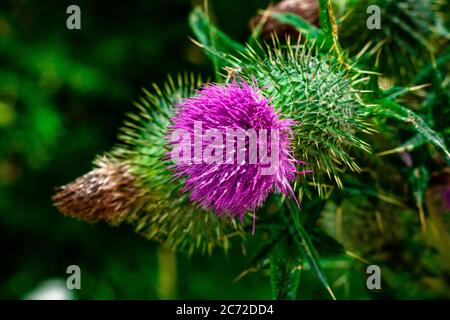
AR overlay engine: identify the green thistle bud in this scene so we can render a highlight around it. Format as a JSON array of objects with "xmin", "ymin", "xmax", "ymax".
[{"xmin": 233, "ymin": 40, "xmax": 372, "ymax": 194}]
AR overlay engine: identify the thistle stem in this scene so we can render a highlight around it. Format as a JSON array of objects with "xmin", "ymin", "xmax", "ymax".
[{"xmin": 269, "ymin": 238, "xmax": 301, "ymax": 300}]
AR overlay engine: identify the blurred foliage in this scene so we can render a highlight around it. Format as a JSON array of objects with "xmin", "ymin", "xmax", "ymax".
[{"xmin": 1, "ymin": 0, "xmax": 449, "ymax": 300}]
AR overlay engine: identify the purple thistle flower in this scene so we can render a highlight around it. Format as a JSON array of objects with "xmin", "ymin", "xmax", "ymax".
[{"xmin": 167, "ymin": 80, "xmax": 308, "ymax": 232}]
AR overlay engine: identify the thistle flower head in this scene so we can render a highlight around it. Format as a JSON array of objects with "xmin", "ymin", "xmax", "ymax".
[{"xmin": 167, "ymin": 80, "xmax": 300, "ymax": 221}]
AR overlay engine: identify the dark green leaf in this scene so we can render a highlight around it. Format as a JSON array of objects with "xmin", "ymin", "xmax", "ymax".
[
  {"xmin": 269, "ymin": 238, "xmax": 301, "ymax": 300},
  {"xmin": 309, "ymin": 228, "xmax": 345, "ymax": 255},
  {"xmin": 288, "ymin": 200, "xmax": 336, "ymax": 300},
  {"xmin": 188, "ymin": 7, "xmax": 245, "ymax": 78}
]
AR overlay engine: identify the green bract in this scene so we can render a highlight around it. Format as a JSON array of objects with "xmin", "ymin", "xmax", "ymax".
[{"xmin": 115, "ymin": 74, "xmax": 245, "ymax": 254}]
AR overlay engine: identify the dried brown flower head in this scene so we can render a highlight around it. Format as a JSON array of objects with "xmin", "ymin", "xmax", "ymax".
[{"xmin": 53, "ymin": 157, "xmax": 147, "ymax": 225}]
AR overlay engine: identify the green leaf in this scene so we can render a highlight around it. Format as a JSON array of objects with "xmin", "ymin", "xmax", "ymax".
[
  {"xmin": 376, "ymin": 133, "xmax": 427, "ymax": 157},
  {"xmin": 288, "ymin": 200, "xmax": 336, "ymax": 300},
  {"xmin": 374, "ymin": 99, "xmax": 450, "ymax": 161},
  {"xmin": 246, "ymin": 232, "xmax": 286, "ymax": 271},
  {"xmin": 269, "ymin": 238, "xmax": 301, "ymax": 300},
  {"xmin": 309, "ymin": 228, "xmax": 345, "ymax": 255},
  {"xmin": 188, "ymin": 7, "xmax": 245, "ymax": 79},
  {"xmin": 381, "ymin": 84, "xmax": 431, "ymax": 100},
  {"xmin": 413, "ymin": 47, "xmax": 450, "ymax": 84},
  {"xmin": 270, "ymin": 12, "xmax": 325, "ymax": 42},
  {"xmin": 234, "ymin": 232, "xmax": 287, "ymax": 283},
  {"xmin": 189, "ymin": 7, "xmax": 245, "ymax": 53}
]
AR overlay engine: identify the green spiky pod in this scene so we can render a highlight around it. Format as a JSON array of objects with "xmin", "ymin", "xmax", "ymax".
[
  {"xmin": 338, "ymin": 0, "xmax": 445, "ymax": 84},
  {"xmin": 229, "ymin": 40, "xmax": 373, "ymax": 194},
  {"xmin": 54, "ymin": 74, "xmax": 245, "ymax": 255}
]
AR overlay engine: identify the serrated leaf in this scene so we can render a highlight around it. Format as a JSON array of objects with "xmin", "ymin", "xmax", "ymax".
[
  {"xmin": 234, "ymin": 234, "xmax": 284, "ymax": 283},
  {"xmin": 243, "ymin": 232, "xmax": 287, "ymax": 273},
  {"xmin": 309, "ymin": 227, "xmax": 345, "ymax": 255}
]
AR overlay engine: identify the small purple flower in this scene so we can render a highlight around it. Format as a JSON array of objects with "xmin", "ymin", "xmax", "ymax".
[
  {"xmin": 167, "ymin": 80, "xmax": 307, "ymax": 231},
  {"xmin": 400, "ymin": 152, "xmax": 413, "ymax": 168}
]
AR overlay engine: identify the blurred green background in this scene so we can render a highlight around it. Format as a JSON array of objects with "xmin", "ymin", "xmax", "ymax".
[{"xmin": 0, "ymin": 0, "xmax": 419, "ymax": 300}]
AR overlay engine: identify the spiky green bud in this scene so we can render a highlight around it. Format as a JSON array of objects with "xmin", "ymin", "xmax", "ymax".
[{"xmin": 231, "ymin": 40, "xmax": 372, "ymax": 194}]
